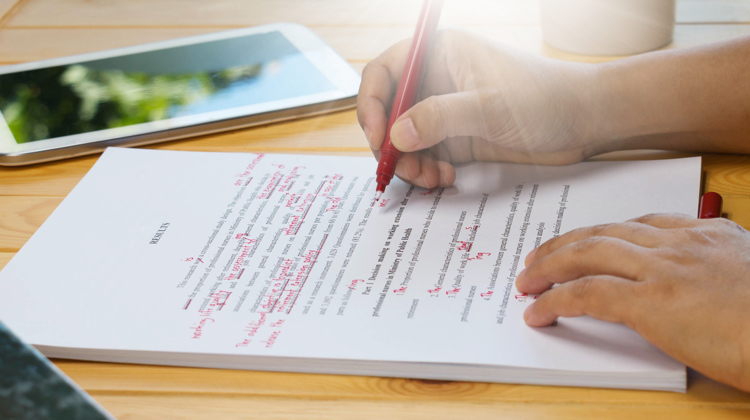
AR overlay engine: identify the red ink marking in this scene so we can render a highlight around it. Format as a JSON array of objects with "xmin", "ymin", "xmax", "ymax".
[
  {"xmin": 348, "ymin": 279, "xmax": 364, "ymax": 290},
  {"xmin": 232, "ymin": 155, "xmax": 264, "ymax": 185},
  {"xmin": 326, "ymin": 196, "xmax": 342, "ymax": 212},
  {"xmin": 183, "ymin": 299, "xmax": 193, "ymax": 310},
  {"xmin": 235, "ymin": 313, "xmax": 268, "ymax": 347},
  {"xmin": 445, "ymin": 288, "xmax": 460, "ymax": 296},
  {"xmin": 278, "ymin": 167, "xmax": 303, "ymax": 193},
  {"xmin": 289, "ymin": 181, "xmax": 327, "ymax": 236},
  {"xmin": 378, "ymin": 198, "xmax": 390, "ymax": 208},
  {"xmin": 232, "ymin": 238, "xmax": 257, "ymax": 273},
  {"xmin": 480, "ymin": 291, "xmax": 493, "ymax": 299},
  {"xmin": 269, "ymin": 319, "xmax": 285, "ymax": 328},
  {"xmin": 260, "ymin": 259, "xmax": 294, "ymax": 312},
  {"xmin": 262, "ymin": 330, "xmax": 281, "ymax": 348},
  {"xmin": 190, "ymin": 318, "xmax": 214, "ymax": 339},
  {"xmin": 277, "ymin": 234, "xmax": 328, "ymax": 314},
  {"xmin": 284, "ymin": 193, "xmax": 300, "ymax": 209},
  {"xmin": 284, "ymin": 215, "xmax": 302, "ymax": 235},
  {"xmin": 182, "ymin": 257, "xmax": 194, "ymax": 262},
  {"xmin": 210, "ymin": 291, "xmax": 232, "ymax": 311},
  {"xmin": 514, "ymin": 293, "xmax": 539, "ymax": 302},
  {"xmin": 259, "ymin": 171, "xmax": 283, "ymax": 199},
  {"xmin": 457, "ymin": 241, "xmax": 472, "ymax": 252},
  {"xmin": 393, "ymin": 286, "xmax": 407, "ymax": 295},
  {"xmin": 467, "ymin": 252, "xmax": 491, "ymax": 261},
  {"xmin": 428, "ymin": 287, "xmax": 442, "ymax": 295},
  {"xmin": 247, "ymin": 154, "xmax": 265, "ymax": 169}
]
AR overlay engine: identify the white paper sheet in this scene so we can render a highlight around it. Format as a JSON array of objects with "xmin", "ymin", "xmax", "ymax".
[{"xmin": 0, "ymin": 148, "xmax": 700, "ymax": 388}]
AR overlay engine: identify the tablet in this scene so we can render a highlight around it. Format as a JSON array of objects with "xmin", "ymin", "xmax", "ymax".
[{"xmin": 0, "ymin": 24, "xmax": 361, "ymax": 165}]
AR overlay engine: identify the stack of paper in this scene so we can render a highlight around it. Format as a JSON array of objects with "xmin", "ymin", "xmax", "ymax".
[{"xmin": 0, "ymin": 148, "xmax": 700, "ymax": 392}]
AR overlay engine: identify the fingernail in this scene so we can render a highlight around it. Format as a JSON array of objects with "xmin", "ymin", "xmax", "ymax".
[
  {"xmin": 525, "ymin": 248, "xmax": 538, "ymax": 267},
  {"xmin": 417, "ymin": 172, "xmax": 429, "ymax": 189},
  {"xmin": 390, "ymin": 118, "xmax": 420, "ymax": 151},
  {"xmin": 364, "ymin": 126, "xmax": 373, "ymax": 146},
  {"xmin": 516, "ymin": 268, "xmax": 526, "ymax": 286},
  {"xmin": 523, "ymin": 302, "xmax": 535, "ymax": 323}
]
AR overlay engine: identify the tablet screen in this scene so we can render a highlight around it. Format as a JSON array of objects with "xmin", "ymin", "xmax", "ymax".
[{"xmin": 0, "ymin": 31, "xmax": 337, "ymax": 144}]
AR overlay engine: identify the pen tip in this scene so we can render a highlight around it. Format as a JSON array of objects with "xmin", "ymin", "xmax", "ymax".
[{"xmin": 370, "ymin": 191, "xmax": 382, "ymax": 208}]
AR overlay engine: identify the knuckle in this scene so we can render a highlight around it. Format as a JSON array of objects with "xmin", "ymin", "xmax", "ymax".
[
  {"xmin": 536, "ymin": 236, "xmax": 559, "ymax": 256},
  {"xmin": 680, "ymin": 227, "xmax": 716, "ymax": 246},
  {"xmin": 361, "ymin": 60, "xmax": 376, "ymax": 77},
  {"xmin": 593, "ymin": 223, "xmax": 618, "ymax": 236},
  {"xmin": 424, "ymin": 96, "xmax": 450, "ymax": 120},
  {"xmin": 712, "ymin": 217, "xmax": 745, "ymax": 233},
  {"xmin": 475, "ymin": 88, "xmax": 498, "ymax": 110},
  {"xmin": 570, "ymin": 236, "xmax": 610, "ymax": 255},
  {"xmin": 632, "ymin": 212, "xmax": 688, "ymax": 224},
  {"xmin": 360, "ymin": 62, "xmax": 385, "ymax": 90},
  {"xmin": 652, "ymin": 246, "xmax": 683, "ymax": 263},
  {"xmin": 418, "ymin": 97, "xmax": 452, "ymax": 136},
  {"xmin": 685, "ymin": 227, "xmax": 710, "ymax": 242},
  {"xmin": 616, "ymin": 221, "xmax": 640, "ymax": 231},
  {"xmin": 638, "ymin": 275, "xmax": 679, "ymax": 304},
  {"xmin": 622, "ymin": 283, "xmax": 648, "ymax": 329},
  {"xmin": 474, "ymin": 88, "xmax": 506, "ymax": 136},
  {"xmin": 663, "ymin": 212, "xmax": 691, "ymax": 220},
  {"xmin": 570, "ymin": 277, "xmax": 599, "ymax": 301},
  {"xmin": 631, "ymin": 213, "xmax": 661, "ymax": 223},
  {"xmin": 356, "ymin": 106, "xmax": 369, "ymax": 119}
]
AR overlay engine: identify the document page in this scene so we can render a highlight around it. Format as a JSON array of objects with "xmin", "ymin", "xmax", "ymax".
[{"xmin": 0, "ymin": 148, "xmax": 699, "ymax": 376}]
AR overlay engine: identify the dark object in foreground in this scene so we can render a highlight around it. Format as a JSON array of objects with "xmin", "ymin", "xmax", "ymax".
[{"xmin": 0, "ymin": 320, "xmax": 114, "ymax": 420}]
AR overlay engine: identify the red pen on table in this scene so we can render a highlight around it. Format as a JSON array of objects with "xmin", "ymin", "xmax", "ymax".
[
  {"xmin": 699, "ymin": 192, "xmax": 723, "ymax": 219},
  {"xmin": 374, "ymin": 0, "xmax": 444, "ymax": 201}
]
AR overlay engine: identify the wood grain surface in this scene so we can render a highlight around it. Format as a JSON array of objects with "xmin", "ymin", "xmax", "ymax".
[{"xmin": 2, "ymin": 0, "xmax": 750, "ymax": 418}]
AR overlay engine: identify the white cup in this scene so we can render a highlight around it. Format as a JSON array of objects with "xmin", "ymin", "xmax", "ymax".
[{"xmin": 540, "ymin": 0, "xmax": 676, "ymax": 56}]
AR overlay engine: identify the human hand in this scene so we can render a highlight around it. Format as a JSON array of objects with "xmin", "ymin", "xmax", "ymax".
[
  {"xmin": 357, "ymin": 29, "xmax": 614, "ymax": 189},
  {"xmin": 516, "ymin": 213, "xmax": 750, "ymax": 392}
]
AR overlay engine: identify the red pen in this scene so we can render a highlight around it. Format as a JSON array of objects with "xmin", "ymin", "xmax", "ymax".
[
  {"xmin": 374, "ymin": 0, "xmax": 444, "ymax": 201},
  {"xmin": 699, "ymin": 192, "xmax": 723, "ymax": 219}
]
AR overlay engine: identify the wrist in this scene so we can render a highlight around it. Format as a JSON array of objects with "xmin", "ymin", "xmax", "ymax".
[
  {"xmin": 591, "ymin": 58, "xmax": 661, "ymax": 145},
  {"xmin": 568, "ymin": 62, "xmax": 631, "ymax": 156},
  {"xmin": 586, "ymin": 49, "xmax": 708, "ymax": 152}
]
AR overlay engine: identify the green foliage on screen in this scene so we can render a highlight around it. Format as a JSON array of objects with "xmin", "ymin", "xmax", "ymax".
[{"xmin": 0, "ymin": 63, "xmax": 261, "ymax": 143}]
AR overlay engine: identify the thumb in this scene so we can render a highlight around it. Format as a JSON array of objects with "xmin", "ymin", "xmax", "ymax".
[{"xmin": 389, "ymin": 90, "xmax": 492, "ymax": 152}]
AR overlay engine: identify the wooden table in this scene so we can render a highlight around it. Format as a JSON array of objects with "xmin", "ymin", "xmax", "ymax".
[{"xmin": 2, "ymin": 0, "xmax": 750, "ymax": 418}]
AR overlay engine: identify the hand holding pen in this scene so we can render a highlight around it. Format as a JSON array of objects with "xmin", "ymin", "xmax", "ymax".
[{"xmin": 371, "ymin": 0, "xmax": 444, "ymax": 201}]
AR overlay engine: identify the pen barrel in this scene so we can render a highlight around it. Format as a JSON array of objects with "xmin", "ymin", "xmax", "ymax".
[
  {"xmin": 375, "ymin": 147, "xmax": 402, "ymax": 189},
  {"xmin": 377, "ymin": 0, "xmax": 444, "ymax": 193},
  {"xmin": 699, "ymin": 192, "xmax": 723, "ymax": 219},
  {"xmin": 388, "ymin": 0, "xmax": 444, "ymax": 123}
]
